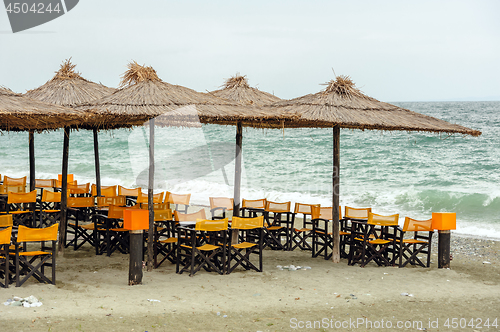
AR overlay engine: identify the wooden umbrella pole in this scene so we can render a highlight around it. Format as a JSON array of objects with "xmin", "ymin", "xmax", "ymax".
[
  {"xmin": 29, "ymin": 130, "xmax": 35, "ymax": 192},
  {"xmin": 93, "ymin": 128, "xmax": 101, "ymax": 197},
  {"xmin": 232, "ymin": 122, "xmax": 243, "ymax": 245},
  {"xmin": 332, "ymin": 125, "xmax": 340, "ymax": 263},
  {"xmin": 58, "ymin": 127, "xmax": 70, "ymax": 255},
  {"xmin": 233, "ymin": 121, "xmax": 243, "ymax": 216},
  {"xmin": 147, "ymin": 118, "xmax": 155, "ymax": 272}
]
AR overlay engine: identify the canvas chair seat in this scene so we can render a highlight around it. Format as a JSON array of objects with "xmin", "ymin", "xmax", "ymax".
[{"xmin": 227, "ymin": 216, "xmax": 264, "ymax": 274}]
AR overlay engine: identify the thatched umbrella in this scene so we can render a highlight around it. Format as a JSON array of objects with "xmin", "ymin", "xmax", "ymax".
[
  {"xmin": 24, "ymin": 59, "xmax": 116, "ymax": 254},
  {"xmin": 0, "ymin": 86, "xmax": 88, "ymax": 247},
  {"xmin": 25, "ymin": 59, "xmax": 116, "ymax": 197},
  {"xmin": 267, "ymin": 75, "xmax": 482, "ymax": 262}
]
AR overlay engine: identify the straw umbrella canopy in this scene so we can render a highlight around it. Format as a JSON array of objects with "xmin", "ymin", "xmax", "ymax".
[
  {"xmin": 0, "ymin": 86, "xmax": 86, "ymax": 132},
  {"xmin": 0, "ymin": 86, "xmax": 87, "ymax": 190},
  {"xmin": 0, "ymin": 85, "xmax": 88, "ymax": 249},
  {"xmin": 77, "ymin": 63, "xmax": 280, "ymax": 273},
  {"xmin": 266, "ymin": 75, "xmax": 482, "ymax": 262},
  {"xmin": 25, "ymin": 59, "xmax": 116, "ymax": 197}
]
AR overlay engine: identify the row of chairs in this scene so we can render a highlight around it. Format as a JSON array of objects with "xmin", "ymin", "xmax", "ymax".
[
  {"xmin": 0, "ymin": 215, "xmax": 58, "ymax": 288},
  {"xmin": 235, "ymin": 199, "xmax": 433, "ymax": 268}
]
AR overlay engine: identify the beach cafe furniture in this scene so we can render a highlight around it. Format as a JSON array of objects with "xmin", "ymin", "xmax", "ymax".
[
  {"xmin": 66, "ymin": 197, "xmax": 96, "ymax": 250},
  {"xmin": 7, "ymin": 190, "xmax": 37, "ymax": 227},
  {"xmin": 311, "ymin": 206, "xmax": 334, "ymax": 259},
  {"xmin": 263, "ymin": 200, "xmax": 294, "ymax": 251},
  {"xmin": 348, "ymin": 212, "xmax": 399, "ymax": 267},
  {"xmin": 137, "ymin": 191, "xmax": 164, "ymax": 209},
  {"xmin": 227, "ymin": 216, "xmax": 264, "ymax": 273},
  {"xmin": 4, "ymin": 176, "xmax": 27, "ymax": 191},
  {"xmin": 38, "ymin": 190, "xmax": 61, "ymax": 227},
  {"xmin": 397, "ymin": 217, "xmax": 434, "ymax": 268},
  {"xmin": 290, "ymin": 203, "xmax": 320, "ymax": 251},
  {"xmin": 14, "ymin": 224, "xmax": 58, "ymax": 287},
  {"xmin": 94, "ymin": 204, "xmax": 135, "ymax": 256},
  {"xmin": 0, "ymin": 226, "xmax": 12, "ymax": 288},
  {"xmin": 176, "ymin": 218, "xmax": 229, "ymax": 277},
  {"xmin": 341, "ymin": 206, "xmax": 372, "ymax": 258},
  {"xmin": 91, "ymin": 184, "xmax": 116, "ymax": 197},
  {"xmin": 241, "ymin": 198, "xmax": 267, "ymax": 218},
  {"xmin": 165, "ymin": 192, "xmax": 191, "ymax": 214},
  {"xmin": 118, "ymin": 186, "xmax": 141, "ymax": 206},
  {"xmin": 153, "ymin": 209, "xmax": 175, "ymax": 268},
  {"xmin": 209, "ymin": 197, "xmax": 234, "ymax": 220},
  {"xmin": 68, "ymin": 183, "xmax": 91, "ymax": 197}
]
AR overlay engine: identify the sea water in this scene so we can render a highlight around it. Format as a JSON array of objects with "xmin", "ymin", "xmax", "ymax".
[{"xmin": 1, "ymin": 101, "xmax": 498, "ymax": 238}]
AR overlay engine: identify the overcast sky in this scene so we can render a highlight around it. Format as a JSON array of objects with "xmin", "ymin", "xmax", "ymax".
[{"xmin": 1, "ymin": 0, "xmax": 499, "ymax": 102}]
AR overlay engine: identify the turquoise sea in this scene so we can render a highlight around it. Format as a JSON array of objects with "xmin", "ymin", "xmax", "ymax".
[{"xmin": 1, "ymin": 101, "xmax": 499, "ymax": 238}]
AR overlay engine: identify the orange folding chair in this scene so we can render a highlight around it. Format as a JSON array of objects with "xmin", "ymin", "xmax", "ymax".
[
  {"xmin": 14, "ymin": 224, "xmax": 58, "ymax": 287},
  {"xmin": 7, "ymin": 190, "xmax": 37, "ymax": 227},
  {"xmin": 227, "ymin": 216, "xmax": 264, "ymax": 273},
  {"xmin": 38, "ymin": 190, "xmax": 61, "ymax": 227},
  {"xmin": 348, "ymin": 212, "xmax": 399, "ymax": 267},
  {"xmin": 291, "ymin": 203, "xmax": 320, "ymax": 251},
  {"xmin": 398, "ymin": 217, "xmax": 433, "ymax": 268},
  {"xmin": 0, "ymin": 226, "xmax": 13, "ymax": 288},
  {"xmin": 176, "ymin": 218, "xmax": 228, "ymax": 276},
  {"xmin": 209, "ymin": 197, "xmax": 233, "ymax": 220}
]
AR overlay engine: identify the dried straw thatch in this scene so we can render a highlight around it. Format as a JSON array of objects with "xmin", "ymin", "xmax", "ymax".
[
  {"xmin": 0, "ymin": 86, "xmax": 88, "ymax": 132},
  {"xmin": 79, "ymin": 62, "xmax": 285, "ymax": 130},
  {"xmin": 209, "ymin": 74, "xmax": 281, "ymax": 107},
  {"xmin": 25, "ymin": 58, "xmax": 116, "ymax": 108},
  {"xmin": 268, "ymin": 75, "xmax": 481, "ymax": 136}
]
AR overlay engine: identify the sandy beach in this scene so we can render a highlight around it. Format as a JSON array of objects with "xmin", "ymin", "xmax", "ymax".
[{"xmin": 1, "ymin": 230, "xmax": 499, "ymax": 332}]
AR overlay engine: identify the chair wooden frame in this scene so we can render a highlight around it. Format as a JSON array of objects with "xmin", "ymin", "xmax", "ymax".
[
  {"xmin": 153, "ymin": 209, "xmax": 177, "ymax": 268},
  {"xmin": 14, "ymin": 224, "xmax": 58, "ymax": 287},
  {"xmin": 241, "ymin": 198, "xmax": 267, "ymax": 218},
  {"xmin": 263, "ymin": 201, "xmax": 294, "ymax": 251},
  {"xmin": 7, "ymin": 190, "xmax": 37, "ymax": 227},
  {"xmin": 176, "ymin": 218, "xmax": 228, "ymax": 276},
  {"xmin": 209, "ymin": 197, "xmax": 234, "ymax": 220},
  {"xmin": 291, "ymin": 203, "xmax": 320, "ymax": 251},
  {"xmin": 398, "ymin": 217, "xmax": 433, "ymax": 268},
  {"xmin": 66, "ymin": 197, "xmax": 96, "ymax": 251},
  {"xmin": 38, "ymin": 190, "xmax": 61, "ymax": 227},
  {"xmin": 118, "ymin": 186, "xmax": 141, "ymax": 206},
  {"xmin": 0, "ymin": 227, "xmax": 12, "ymax": 288},
  {"xmin": 348, "ymin": 212, "xmax": 399, "ymax": 267},
  {"xmin": 227, "ymin": 216, "xmax": 264, "ymax": 273},
  {"xmin": 166, "ymin": 192, "xmax": 191, "ymax": 214}
]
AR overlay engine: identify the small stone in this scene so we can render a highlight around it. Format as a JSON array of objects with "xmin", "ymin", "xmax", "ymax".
[
  {"xmin": 11, "ymin": 301, "xmax": 22, "ymax": 306},
  {"xmin": 400, "ymin": 293, "xmax": 409, "ymax": 296},
  {"xmin": 483, "ymin": 261, "xmax": 491, "ymax": 264}
]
